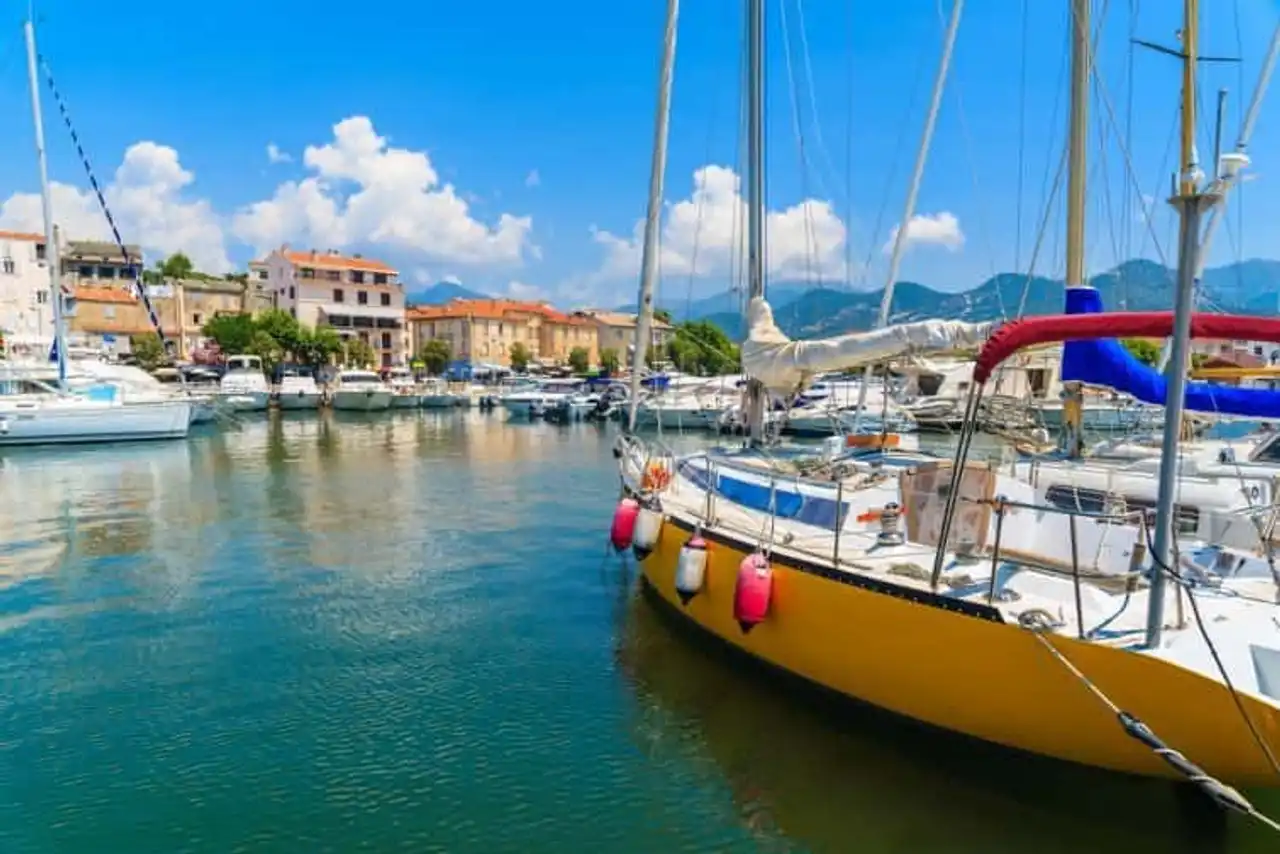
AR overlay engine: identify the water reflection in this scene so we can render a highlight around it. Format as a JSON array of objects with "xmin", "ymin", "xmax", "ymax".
[{"xmin": 616, "ymin": 585, "xmax": 1278, "ymax": 853}]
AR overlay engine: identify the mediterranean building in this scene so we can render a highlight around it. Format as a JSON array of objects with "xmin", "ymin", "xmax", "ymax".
[
  {"xmin": 406, "ymin": 299, "xmax": 598, "ymax": 369},
  {"xmin": 577, "ymin": 309, "xmax": 674, "ymax": 362},
  {"xmin": 254, "ymin": 247, "xmax": 408, "ymax": 367},
  {"xmin": 67, "ymin": 278, "xmax": 257, "ymax": 357},
  {"xmin": 62, "ymin": 239, "xmax": 145, "ymax": 284},
  {"xmin": 0, "ymin": 229, "xmax": 55, "ymax": 353}
]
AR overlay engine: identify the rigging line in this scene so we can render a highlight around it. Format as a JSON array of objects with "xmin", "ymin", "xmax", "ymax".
[
  {"xmin": 778, "ymin": 0, "xmax": 819, "ymax": 289},
  {"xmin": 730, "ymin": 1, "xmax": 749, "ymax": 315},
  {"xmin": 1092, "ymin": 72, "xmax": 1125, "ymax": 278},
  {"xmin": 1029, "ymin": 628, "xmax": 1280, "ymax": 832},
  {"xmin": 1121, "ymin": 0, "xmax": 1138, "ymax": 296},
  {"xmin": 1079, "ymin": 0, "xmax": 1171, "ymax": 272},
  {"xmin": 939, "ymin": 0, "xmax": 1000, "ymax": 308},
  {"xmin": 853, "ymin": 28, "xmax": 932, "ymax": 289},
  {"xmin": 1015, "ymin": 142, "xmax": 1067, "ymax": 318},
  {"xmin": 38, "ymin": 56, "xmax": 167, "ymax": 352},
  {"xmin": 1014, "ymin": 0, "xmax": 1029, "ymax": 274},
  {"xmin": 1231, "ymin": 0, "xmax": 1245, "ymax": 287},
  {"xmin": 794, "ymin": 0, "xmax": 842, "ymax": 209},
  {"xmin": 841, "ymin": 0, "xmax": 855, "ymax": 290},
  {"xmin": 1143, "ymin": 526, "xmax": 1280, "ymax": 784}
]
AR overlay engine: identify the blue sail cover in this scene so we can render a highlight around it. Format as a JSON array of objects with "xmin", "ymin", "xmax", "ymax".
[{"xmin": 1060, "ymin": 287, "xmax": 1280, "ymax": 417}]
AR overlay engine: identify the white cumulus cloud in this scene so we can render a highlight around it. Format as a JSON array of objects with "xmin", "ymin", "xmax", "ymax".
[
  {"xmin": 441, "ymin": 274, "xmax": 462, "ymax": 285},
  {"xmin": 881, "ymin": 211, "xmax": 964, "ymax": 254},
  {"xmin": 233, "ymin": 116, "xmax": 535, "ymax": 267},
  {"xmin": 266, "ymin": 143, "xmax": 292, "ymax": 164},
  {"xmin": 0, "ymin": 141, "xmax": 232, "ymax": 273},
  {"xmin": 591, "ymin": 165, "xmax": 847, "ymax": 284},
  {"xmin": 506, "ymin": 279, "xmax": 545, "ymax": 300}
]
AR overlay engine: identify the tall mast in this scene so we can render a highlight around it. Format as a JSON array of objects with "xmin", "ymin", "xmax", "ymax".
[
  {"xmin": 627, "ymin": 0, "xmax": 680, "ymax": 432},
  {"xmin": 850, "ymin": 0, "xmax": 964, "ymax": 433},
  {"xmin": 1059, "ymin": 0, "xmax": 1091, "ymax": 458},
  {"xmin": 1146, "ymin": 0, "xmax": 1213, "ymax": 649},
  {"xmin": 24, "ymin": 20, "xmax": 66, "ymax": 388},
  {"xmin": 744, "ymin": 0, "xmax": 767, "ymax": 444}
]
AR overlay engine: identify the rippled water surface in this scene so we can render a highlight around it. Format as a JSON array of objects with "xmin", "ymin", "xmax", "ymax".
[{"xmin": 0, "ymin": 411, "xmax": 1275, "ymax": 853}]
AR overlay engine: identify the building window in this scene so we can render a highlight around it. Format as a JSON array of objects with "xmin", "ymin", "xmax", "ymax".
[
  {"xmin": 99, "ymin": 266, "xmax": 117, "ymax": 279},
  {"xmin": 36, "ymin": 291, "xmax": 48, "ymax": 304},
  {"xmin": 380, "ymin": 292, "xmax": 391, "ymax": 307},
  {"xmin": 373, "ymin": 273, "xmax": 388, "ymax": 285},
  {"xmin": 351, "ymin": 271, "xmax": 365, "ymax": 284},
  {"xmin": 35, "ymin": 243, "xmax": 45, "ymax": 261},
  {"xmin": 78, "ymin": 265, "xmax": 94, "ymax": 278},
  {"xmin": 325, "ymin": 270, "xmax": 341, "ymax": 281},
  {"xmin": 357, "ymin": 291, "xmax": 368, "ymax": 305},
  {"xmin": 381, "ymin": 332, "xmax": 392, "ymax": 349},
  {"xmin": 333, "ymin": 288, "xmax": 345, "ymax": 303},
  {"xmin": 288, "ymin": 286, "xmax": 295, "ymax": 299},
  {"xmin": 193, "ymin": 313, "xmax": 202, "ymax": 325},
  {"xmin": 1, "ymin": 257, "xmax": 13, "ymax": 275},
  {"xmin": 256, "ymin": 270, "xmax": 268, "ymax": 280},
  {"xmin": 300, "ymin": 267, "xmax": 316, "ymax": 279},
  {"xmin": 290, "ymin": 307, "xmax": 296, "ymax": 318}
]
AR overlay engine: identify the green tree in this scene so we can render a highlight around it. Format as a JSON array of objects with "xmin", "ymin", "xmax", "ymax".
[
  {"xmin": 294, "ymin": 325, "xmax": 343, "ymax": 368},
  {"xmin": 130, "ymin": 334, "xmax": 168, "ymax": 370},
  {"xmin": 345, "ymin": 337, "xmax": 377, "ymax": 368},
  {"xmin": 246, "ymin": 330, "xmax": 283, "ymax": 371},
  {"xmin": 158, "ymin": 252, "xmax": 195, "ymax": 280},
  {"xmin": 653, "ymin": 308, "xmax": 673, "ymax": 324},
  {"xmin": 568, "ymin": 346, "xmax": 590, "ymax": 373},
  {"xmin": 666, "ymin": 320, "xmax": 740, "ymax": 374},
  {"xmin": 1122, "ymin": 338, "xmax": 1161, "ymax": 366},
  {"xmin": 509, "ymin": 341, "xmax": 532, "ymax": 372},
  {"xmin": 254, "ymin": 308, "xmax": 303, "ymax": 356},
  {"xmin": 599, "ymin": 347, "xmax": 621, "ymax": 374},
  {"xmin": 202, "ymin": 313, "xmax": 257, "ymax": 354},
  {"xmin": 418, "ymin": 339, "xmax": 452, "ymax": 375}
]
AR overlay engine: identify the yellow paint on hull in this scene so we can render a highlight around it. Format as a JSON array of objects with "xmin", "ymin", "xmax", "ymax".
[{"xmin": 643, "ymin": 516, "xmax": 1280, "ymax": 787}]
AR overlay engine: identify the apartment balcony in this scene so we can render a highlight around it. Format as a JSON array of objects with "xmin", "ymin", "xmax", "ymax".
[{"xmin": 317, "ymin": 304, "xmax": 404, "ymax": 331}]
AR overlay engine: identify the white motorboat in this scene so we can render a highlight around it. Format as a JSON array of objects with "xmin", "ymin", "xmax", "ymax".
[
  {"xmin": 500, "ymin": 378, "xmax": 581, "ymax": 420},
  {"xmin": 386, "ymin": 367, "xmax": 422, "ymax": 409},
  {"xmin": 276, "ymin": 369, "xmax": 322, "ymax": 411},
  {"xmin": 420, "ymin": 378, "xmax": 459, "ymax": 409},
  {"xmin": 331, "ymin": 369, "xmax": 393, "ymax": 412},
  {"xmin": 218, "ymin": 355, "xmax": 271, "ymax": 412}
]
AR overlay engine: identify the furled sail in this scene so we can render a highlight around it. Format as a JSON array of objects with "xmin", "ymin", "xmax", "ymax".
[
  {"xmin": 741, "ymin": 297, "xmax": 996, "ymax": 393},
  {"xmin": 1061, "ymin": 286, "xmax": 1280, "ymax": 418}
]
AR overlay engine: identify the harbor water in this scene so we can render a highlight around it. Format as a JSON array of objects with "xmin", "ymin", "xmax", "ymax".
[{"xmin": 0, "ymin": 411, "xmax": 1275, "ymax": 853}]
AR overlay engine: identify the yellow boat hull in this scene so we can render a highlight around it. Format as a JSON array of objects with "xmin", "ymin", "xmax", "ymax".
[{"xmin": 642, "ymin": 515, "xmax": 1280, "ymax": 787}]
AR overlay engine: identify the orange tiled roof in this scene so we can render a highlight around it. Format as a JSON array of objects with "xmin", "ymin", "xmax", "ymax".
[
  {"xmin": 282, "ymin": 249, "xmax": 396, "ymax": 274},
  {"xmin": 73, "ymin": 286, "xmax": 137, "ymax": 304},
  {"xmin": 406, "ymin": 298, "xmax": 593, "ymax": 325},
  {"xmin": 0, "ymin": 230, "xmax": 44, "ymax": 243}
]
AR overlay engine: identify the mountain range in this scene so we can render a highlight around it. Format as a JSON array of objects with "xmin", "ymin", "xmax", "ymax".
[
  {"xmin": 668, "ymin": 259, "xmax": 1280, "ymax": 340},
  {"xmin": 405, "ymin": 258, "xmax": 1280, "ymax": 340}
]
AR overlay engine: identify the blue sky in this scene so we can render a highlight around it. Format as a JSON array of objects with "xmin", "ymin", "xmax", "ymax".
[{"xmin": 0, "ymin": 0, "xmax": 1278, "ymax": 308}]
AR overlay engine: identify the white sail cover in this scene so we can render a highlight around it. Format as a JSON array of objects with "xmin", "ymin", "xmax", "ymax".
[{"xmin": 740, "ymin": 297, "xmax": 996, "ymax": 393}]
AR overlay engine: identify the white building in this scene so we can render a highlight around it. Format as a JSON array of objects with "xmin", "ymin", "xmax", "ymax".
[
  {"xmin": 0, "ymin": 230, "xmax": 54, "ymax": 355},
  {"xmin": 255, "ymin": 247, "xmax": 408, "ymax": 367}
]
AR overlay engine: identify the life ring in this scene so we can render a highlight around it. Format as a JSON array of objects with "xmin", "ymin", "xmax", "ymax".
[{"xmin": 642, "ymin": 462, "xmax": 672, "ymax": 491}]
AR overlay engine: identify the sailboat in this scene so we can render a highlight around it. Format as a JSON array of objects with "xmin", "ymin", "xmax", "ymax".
[
  {"xmin": 0, "ymin": 19, "xmax": 191, "ymax": 446},
  {"xmin": 614, "ymin": 0, "xmax": 1280, "ymax": 799}
]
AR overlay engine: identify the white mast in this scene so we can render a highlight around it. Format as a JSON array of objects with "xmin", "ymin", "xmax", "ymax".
[
  {"xmin": 744, "ymin": 0, "xmax": 767, "ymax": 444},
  {"xmin": 24, "ymin": 19, "xmax": 67, "ymax": 388},
  {"xmin": 627, "ymin": 0, "xmax": 681, "ymax": 432},
  {"xmin": 850, "ymin": 0, "xmax": 964, "ymax": 433}
]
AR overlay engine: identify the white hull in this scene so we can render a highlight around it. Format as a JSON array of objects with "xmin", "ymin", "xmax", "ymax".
[
  {"xmin": 218, "ymin": 390, "xmax": 271, "ymax": 412},
  {"xmin": 0, "ymin": 398, "xmax": 191, "ymax": 446},
  {"xmin": 332, "ymin": 390, "xmax": 392, "ymax": 412},
  {"xmin": 277, "ymin": 391, "xmax": 323, "ymax": 411},
  {"xmin": 635, "ymin": 406, "xmax": 719, "ymax": 430},
  {"xmin": 391, "ymin": 393, "xmax": 422, "ymax": 409}
]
